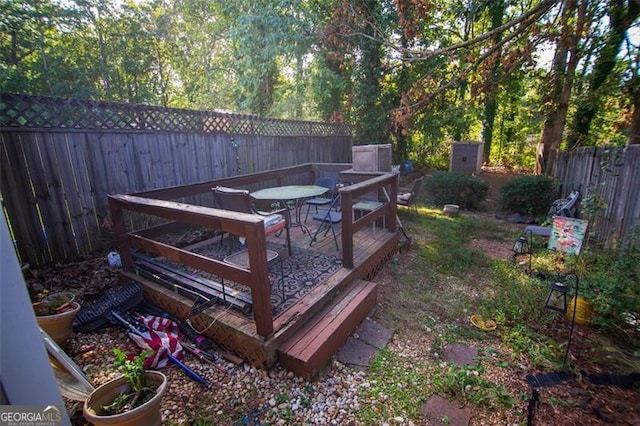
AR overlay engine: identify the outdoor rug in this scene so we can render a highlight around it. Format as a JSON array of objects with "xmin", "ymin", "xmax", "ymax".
[{"xmin": 162, "ymin": 237, "xmax": 342, "ymax": 317}]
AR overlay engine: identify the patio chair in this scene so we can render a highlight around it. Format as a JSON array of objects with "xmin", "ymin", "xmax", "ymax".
[
  {"xmin": 521, "ymin": 190, "xmax": 581, "ymax": 240},
  {"xmin": 309, "ymin": 194, "xmax": 342, "ymax": 251},
  {"xmin": 304, "ymin": 177, "xmax": 338, "ymax": 223},
  {"xmin": 397, "ymin": 176, "xmax": 424, "ymax": 213},
  {"xmin": 213, "ymin": 186, "xmax": 292, "ymax": 256}
]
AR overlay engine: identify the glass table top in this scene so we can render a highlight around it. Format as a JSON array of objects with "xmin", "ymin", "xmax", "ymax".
[{"xmin": 251, "ymin": 185, "xmax": 328, "ymax": 201}]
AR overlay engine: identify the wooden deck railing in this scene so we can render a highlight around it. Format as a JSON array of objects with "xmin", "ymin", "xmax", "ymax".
[
  {"xmin": 108, "ymin": 194, "xmax": 277, "ymax": 337},
  {"xmin": 108, "ymin": 164, "xmax": 398, "ymax": 338},
  {"xmin": 339, "ymin": 174, "xmax": 398, "ymax": 268}
]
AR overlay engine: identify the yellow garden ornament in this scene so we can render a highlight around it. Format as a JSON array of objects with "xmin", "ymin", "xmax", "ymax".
[{"xmin": 470, "ymin": 315, "xmax": 497, "ymax": 331}]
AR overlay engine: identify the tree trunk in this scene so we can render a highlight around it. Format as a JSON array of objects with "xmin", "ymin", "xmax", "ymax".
[
  {"xmin": 628, "ymin": 84, "xmax": 640, "ymax": 145},
  {"xmin": 353, "ymin": 0, "xmax": 386, "ymax": 145},
  {"xmin": 537, "ymin": 0, "xmax": 584, "ymax": 175},
  {"xmin": 481, "ymin": 0, "xmax": 505, "ymax": 165},
  {"xmin": 482, "ymin": 98, "xmax": 497, "ymax": 163},
  {"xmin": 567, "ymin": 0, "xmax": 640, "ymax": 149}
]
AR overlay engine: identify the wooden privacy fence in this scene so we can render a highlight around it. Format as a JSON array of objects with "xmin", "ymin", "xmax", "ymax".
[
  {"xmin": 554, "ymin": 145, "xmax": 640, "ymax": 249},
  {"xmin": 0, "ymin": 94, "xmax": 352, "ymax": 267}
]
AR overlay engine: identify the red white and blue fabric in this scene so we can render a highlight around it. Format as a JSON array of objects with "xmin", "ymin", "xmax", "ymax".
[{"xmin": 128, "ymin": 315, "xmax": 183, "ymax": 369}]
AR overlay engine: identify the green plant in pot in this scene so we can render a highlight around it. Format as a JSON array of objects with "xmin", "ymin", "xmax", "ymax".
[
  {"xmin": 83, "ymin": 348, "xmax": 168, "ymax": 426},
  {"xmin": 32, "ymin": 291, "xmax": 80, "ymax": 345}
]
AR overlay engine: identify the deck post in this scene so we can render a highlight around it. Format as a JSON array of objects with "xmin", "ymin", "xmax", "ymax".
[
  {"xmin": 108, "ymin": 196, "xmax": 133, "ymax": 270},
  {"xmin": 389, "ymin": 174, "xmax": 398, "ymax": 232},
  {"xmin": 341, "ymin": 190, "xmax": 354, "ymax": 268},
  {"xmin": 246, "ymin": 224, "xmax": 274, "ymax": 337}
]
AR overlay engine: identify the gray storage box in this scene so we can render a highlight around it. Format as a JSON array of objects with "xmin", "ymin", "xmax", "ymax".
[
  {"xmin": 450, "ymin": 141, "xmax": 484, "ymax": 175},
  {"xmin": 352, "ymin": 144, "xmax": 392, "ymax": 172}
]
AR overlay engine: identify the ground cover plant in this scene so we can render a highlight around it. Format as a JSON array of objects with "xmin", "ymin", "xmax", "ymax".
[{"xmin": 363, "ymin": 174, "xmax": 640, "ymax": 424}]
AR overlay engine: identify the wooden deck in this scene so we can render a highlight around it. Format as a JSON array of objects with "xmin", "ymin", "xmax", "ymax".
[
  {"xmin": 125, "ymin": 216, "xmax": 399, "ymax": 376},
  {"xmin": 278, "ymin": 278, "xmax": 378, "ymax": 381},
  {"xmin": 111, "ymin": 164, "xmax": 401, "ymax": 379}
]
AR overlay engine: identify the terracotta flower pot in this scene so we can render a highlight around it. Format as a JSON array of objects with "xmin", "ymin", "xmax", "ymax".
[
  {"xmin": 83, "ymin": 371, "xmax": 167, "ymax": 426},
  {"xmin": 35, "ymin": 301, "xmax": 80, "ymax": 345}
]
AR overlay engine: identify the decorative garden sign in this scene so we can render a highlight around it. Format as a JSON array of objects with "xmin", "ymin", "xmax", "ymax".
[{"xmin": 547, "ymin": 217, "xmax": 589, "ymax": 255}]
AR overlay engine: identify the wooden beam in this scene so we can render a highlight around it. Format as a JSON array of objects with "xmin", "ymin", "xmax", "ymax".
[
  {"xmin": 130, "ymin": 164, "xmax": 315, "ymax": 200},
  {"xmin": 341, "ymin": 190, "xmax": 354, "ymax": 268},
  {"xmin": 108, "ymin": 196, "xmax": 132, "ymax": 270},
  {"xmin": 108, "ymin": 194, "xmax": 259, "ymax": 235},
  {"xmin": 127, "ymin": 233, "xmax": 251, "ymax": 284},
  {"xmin": 245, "ymin": 225, "xmax": 274, "ymax": 337}
]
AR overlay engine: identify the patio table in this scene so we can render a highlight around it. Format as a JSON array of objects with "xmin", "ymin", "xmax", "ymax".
[{"xmin": 251, "ymin": 185, "xmax": 329, "ymax": 236}]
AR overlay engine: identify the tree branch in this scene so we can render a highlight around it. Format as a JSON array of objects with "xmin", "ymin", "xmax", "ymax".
[
  {"xmin": 392, "ymin": 9, "xmax": 548, "ymax": 117},
  {"xmin": 340, "ymin": 0, "xmax": 559, "ymax": 62}
]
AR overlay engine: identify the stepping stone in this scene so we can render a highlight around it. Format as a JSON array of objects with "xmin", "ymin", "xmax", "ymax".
[
  {"xmin": 421, "ymin": 394, "xmax": 471, "ymax": 426},
  {"xmin": 336, "ymin": 336, "xmax": 379, "ymax": 367},
  {"xmin": 505, "ymin": 212, "xmax": 524, "ymax": 223},
  {"xmin": 355, "ymin": 318, "xmax": 393, "ymax": 349},
  {"xmin": 336, "ymin": 319, "xmax": 393, "ymax": 368},
  {"xmin": 442, "ymin": 343, "xmax": 478, "ymax": 366}
]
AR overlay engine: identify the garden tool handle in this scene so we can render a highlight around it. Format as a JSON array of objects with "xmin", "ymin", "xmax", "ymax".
[
  {"xmin": 110, "ymin": 311, "xmax": 211, "ymax": 389},
  {"xmin": 166, "ymin": 353, "xmax": 211, "ymax": 388}
]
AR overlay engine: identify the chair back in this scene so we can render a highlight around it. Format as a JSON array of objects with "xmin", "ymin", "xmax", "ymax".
[
  {"xmin": 411, "ymin": 176, "xmax": 424, "ymax": 196},
  {"xmin": 315, "ymin": 177, "xmax": 337, "ymax": 196},
  {"xmin": 558, "ymin": 190, "xmax": 580, "ymax": 217},
  {"xmin": 399, "ymin": 176, "xmax": 424, "ymax": 205},
  {"xmin": 547, "ymin": 190, "xmax": 580, "ymax": 218},
  {"xmin": 213, "ymin": 187, "xmax": 253, "ymax": 214}
]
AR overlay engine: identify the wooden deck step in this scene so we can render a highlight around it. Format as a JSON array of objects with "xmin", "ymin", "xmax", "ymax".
[{"xmin": 277, "ymin": 279, "xmax": 378, "ymax": 381}]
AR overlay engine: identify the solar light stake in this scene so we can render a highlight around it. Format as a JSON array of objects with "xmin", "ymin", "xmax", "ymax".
[
  {"xmin": 512, "ymin": 230, "xmax": 532, "ymax": 271},
  {"xmin": 545, "ymin": 282, "xmax": 568, "ymax": 313},
  {"xmin": 544, "ymin": 273, "xmax": 579, "ymax": 365}
]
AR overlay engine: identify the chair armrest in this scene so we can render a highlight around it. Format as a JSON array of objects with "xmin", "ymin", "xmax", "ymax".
[
  {"xmin": 253, "ymin": 198, "xmax": 287, "ymax": 216},
  {"xmin": 255, "ymin": 206, "xmax": 287, "ymax": 216},
  {"xmin": 254, "ymin": 205, "xmax": 290, "ymax": 229}
]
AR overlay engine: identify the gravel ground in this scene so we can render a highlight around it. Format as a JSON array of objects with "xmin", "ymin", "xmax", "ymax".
[
  {"xmin": 67, "ymin": 325, "xmax": 377, "ymax": 425},
  {"xmin": 28, "ymin": 247, "xmax": 390, "ymax": 425}
]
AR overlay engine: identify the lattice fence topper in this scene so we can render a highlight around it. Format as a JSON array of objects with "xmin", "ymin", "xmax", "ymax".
[{"xmin": 0, "ymin": 93, "xmax": 351, "ymax": 137}]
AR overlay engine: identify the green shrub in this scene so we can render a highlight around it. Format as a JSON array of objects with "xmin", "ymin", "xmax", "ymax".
[
  {"xmin": 424, "ymin": 172, "xmax": 489, "ymax": 210},
  {"xmin": 498, "ymin": 175, "xmax": 560, "ymax": 216},
  {"xmin": 568, "ymin": 251, "xmax": 640, "ymax": 333}
]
